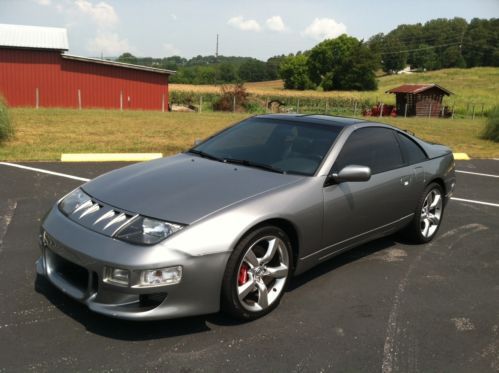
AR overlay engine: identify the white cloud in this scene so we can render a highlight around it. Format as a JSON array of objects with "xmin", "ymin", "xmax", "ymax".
[
  {"xmin": 33, "ymin": 0, "xmax": 52, "ymax": 5},
  {"xmin": 266, "ymin": 16, "xmax": 286, "ymax": 32},
  {"xmin": 75, "ymin": 0, "xmax": 118, "ymax": 28},
  {"xmin": 303, "ymin": 18, "xmax": 347, "ymax": 41},
  {"xmin": 87, "ymin": 33, "xmax": 131, "ymax": 56},
  {"xmin": 227, "ymin": 16, "xmax": 261, "ymax": 32},
  {"xmin": 171, "ymin": 14, "xmax": 177, "ymax": 21},
  {"xmin": 163, "ymin": 43, "xmax": 181, "ymax": 56}
]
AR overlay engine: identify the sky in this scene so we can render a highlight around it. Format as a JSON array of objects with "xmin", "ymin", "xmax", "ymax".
[{"xmin": 0, "ymin": 0, "xmax": 498, "ymax": 60}]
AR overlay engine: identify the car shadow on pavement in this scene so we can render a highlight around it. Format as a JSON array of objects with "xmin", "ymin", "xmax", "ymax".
[{"xmin": 34, "ymin": 233, "xmax": 412, "ymax": 340}]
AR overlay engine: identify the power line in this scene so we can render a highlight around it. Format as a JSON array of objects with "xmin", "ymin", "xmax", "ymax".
[{"xmin": 379, "ymin": 42, "xmax": 461, "ymax": 55}]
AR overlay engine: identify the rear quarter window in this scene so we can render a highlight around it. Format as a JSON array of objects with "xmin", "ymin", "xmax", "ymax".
[{"xmin": 396, "ymin": 132, "xmax": 427, "ymax": 164}]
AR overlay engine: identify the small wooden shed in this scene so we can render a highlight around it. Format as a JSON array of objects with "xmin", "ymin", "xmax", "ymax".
[{"xmin": 386, "ymin": 84, "xmax": 453, "ymax": 117}]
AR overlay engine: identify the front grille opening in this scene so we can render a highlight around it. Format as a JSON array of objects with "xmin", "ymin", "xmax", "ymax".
[
  {"xmin": 139, "ymin": 292, "xmax": 168, "ymax": 308},
  {"xmin": 50, "ymin": 251, "xmax": 89, "ymax": 290},
  {"xmin": 91, "ymin": 271, "xmax": 99, "ymax": 293}
]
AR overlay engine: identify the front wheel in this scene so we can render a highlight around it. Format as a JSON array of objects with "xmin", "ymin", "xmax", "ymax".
[
  {"xmin": 404, "ymin": 182, "xmax": 444, "ymax": 243},
  {"xmin": 221, "ymin": 226, "xmax": 292, "ymax": 320}
]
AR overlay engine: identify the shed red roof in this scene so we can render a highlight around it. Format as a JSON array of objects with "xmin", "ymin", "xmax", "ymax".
[{"xmin": 386, "ymin": 84, "xmax": 452, "ymax": 95}]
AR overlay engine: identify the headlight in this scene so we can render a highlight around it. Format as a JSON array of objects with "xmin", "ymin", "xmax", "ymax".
[
  {"xmin": 115, "ymin": 217, "xmax": 183, "ymax": 245},
  {"xmin": 59, "ymin": 188, "xmax": 91, "ymax": 216}
]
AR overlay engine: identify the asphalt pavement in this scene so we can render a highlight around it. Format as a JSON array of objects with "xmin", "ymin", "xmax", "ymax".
[{"xmin": 0, "ymin": 159, "xmax": 498, "ymax": 372}]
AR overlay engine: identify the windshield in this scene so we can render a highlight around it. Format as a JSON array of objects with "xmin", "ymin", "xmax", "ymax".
[{"xmin": 189, "ymin": 118, "xmax": 341, "ymax": 176}]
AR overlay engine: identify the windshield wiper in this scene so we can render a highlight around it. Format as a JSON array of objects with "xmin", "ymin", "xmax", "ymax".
[
  {"xmin": 223, "ymin": 158, "xmax": 284, "ymax": 174},
  {"xmin": 187, "ymin": 149, "xmax": 224, "ymax": 162}
]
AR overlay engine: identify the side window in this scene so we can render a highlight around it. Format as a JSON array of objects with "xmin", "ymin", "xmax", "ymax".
[
  {"xmin": 396, "ymin": 132, "xmax": 427, "ymax": 164},
  {"xmin": 333, "ymin": 127, "xmax": 404, "ymax": 174}
]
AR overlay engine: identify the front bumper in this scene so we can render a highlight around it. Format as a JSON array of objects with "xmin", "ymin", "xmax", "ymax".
[{"xmin": 37, "ymin": 206, "xmax": 230, "ymax": 320}]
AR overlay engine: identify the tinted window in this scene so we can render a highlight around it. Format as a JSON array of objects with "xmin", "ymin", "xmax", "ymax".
[
  {"xmin": 333, "ymin": 127, "xmax": 404, "ymax": 174},
  {"xmin": 396, "ymin": 132, "xmax": 427, "ymax": 164},
  {"xmin": 193, "ymin": 118, "xmax": 341, "ymax": 176}
]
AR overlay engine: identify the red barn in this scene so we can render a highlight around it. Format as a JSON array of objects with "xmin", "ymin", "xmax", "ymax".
[{"xmin": 0, "ymin": 24, "xmax": 175, "ymax": 111}]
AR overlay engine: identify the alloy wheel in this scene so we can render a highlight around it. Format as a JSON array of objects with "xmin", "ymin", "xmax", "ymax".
[
  {"xmin": 236, "ymin": 235, "xmax": 289, "ymax": 312},
  {"xmin": 420, "ymin": 188, "xmax": 443, "ymax": 238}
]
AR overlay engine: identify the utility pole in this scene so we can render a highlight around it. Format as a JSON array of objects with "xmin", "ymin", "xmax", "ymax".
[{"xmin": 215, "ymin": 34, "xmax": 219, "ymax": 59}]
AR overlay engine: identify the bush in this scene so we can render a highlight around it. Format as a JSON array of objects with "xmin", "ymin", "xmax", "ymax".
[
  {"xmin": 0, "ymin": 96, "xmax": 13, "ymax": 143},
  {"xmin": 213, "ymin": 84, "xmax": 249, "ymax": 112},
  {"xmin": 482, "ymin": 107, "xmax": 499, "ymax": 142}
]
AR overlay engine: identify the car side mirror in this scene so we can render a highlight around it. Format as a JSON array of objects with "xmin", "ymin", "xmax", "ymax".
[{"xmin": 326, "ymin": 165, "xmax": 371, "ymax": 185}]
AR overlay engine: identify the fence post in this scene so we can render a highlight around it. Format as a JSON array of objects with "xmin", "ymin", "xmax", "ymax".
[
  {"xmin": 441, "ymin": 105, "xmax": 444, "ymax": 118},
  {"xmin": 404, "ymin": 103, "xmax": 408, "ymax": 118},
  {"xmin": 353, "ymin": 101, "xmax": 357, "ymax": 117},
  {"xmin": 428, "ymin": 103, "xmax": 432, "ymax": 119},
  {"xmin": 472, "ymin": 104, "xmax": 476, "ymax": 120},
  {"xmin": 77, "ymin": 89, "xmax": 82, "ymax": 110},
  {"xmin": 120, "ymin": 90, "xmax": 123, "ymax": 111},
  {"xmin": 161, "ymin": 94, "xmax": 165, "ymax": 112},
  {"xmin": 199, "ymin": 96, "xmax": 203, "ymax": 113},
  {"xmin": 297, "ymin": 99, "xmax": 300, "ymax": 114},
  {"xmin": 233, "ymin": 95, "xmax": 236, "ymax": 113},
  {"xmin": 35, "ymin": 88, "xmax": 39, "ymax": 109},
  {"xmin": 379, "ymin": 103, "xmax": 384, "ymax": 118},
  {"xmin": 451, "ymin": 103, "xmax": 455, "ymax": 120}
]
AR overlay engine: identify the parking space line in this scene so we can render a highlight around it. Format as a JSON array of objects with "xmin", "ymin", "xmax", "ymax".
[
  {"xmin": 0, "ymin": 162, "xmax": 90, "ymax": 182},
  {"xmin": 456, "ymin": 170, "xmax": 499, "ymax": 178},
  {"xmin": 451, "ymin": 197, "xmax": 499, "ymax": 208}
]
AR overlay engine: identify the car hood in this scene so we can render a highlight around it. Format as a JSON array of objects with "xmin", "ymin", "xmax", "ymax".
[{"xmin": 82, "ymin": 153, "xmax": 304, "ymax": 224}]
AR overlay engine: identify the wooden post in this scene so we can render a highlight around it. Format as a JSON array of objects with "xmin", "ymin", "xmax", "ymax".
[
  {"xmin": 353, "ymin": 101, "xmax": 357, "ymax": 117},
  {"xmin": 78, "ymin": 89, "xmax": 82, "ymax": 110},
  {"xmin": 297, "ymin": 99, "xmax": 300, "ymax": 114},
  {"xmin": 161, "ymin": 94, "xmax": 165, "ymax": 112},
  {"xmin": 404, "ymin": 103, "xmax": 408, "ymax": 118},
  {"xmin": 325, "ymin": 99, "xmax": 329, "ymax": 114},
  {"xmin": 451, "ymin": 104, "xmax": 455, "ymax": 120},
  {"xmin": 265, "ymin": 97, "xmax": 269, "ymax": 113},
  {"xmin": 428, "ymin": 103, "xmax": 432, "ymax": 119},
  {"xmin": 233, "ymin": 95, "xmax": 236, "ymax": 113},
  {"xmin": 441, "ymin": 105, "xmax": 444, "ymax": 118},
  {"xmin": 120, "ymin": 90, "xmax": 123, "ymax": 111},
  {"xmin": 199, "ymin": 96, "xmax": 203, "ymax": 113},
  {"xmin": 472, "ymin": 104, "xmax": 476, "ymax": 120},
  {"xmin": 35, "ymin": 88, "xmax": 39, "ymax": 109},
  {"xmin": 379, "ymin": 103, "xmax": 384, "ymax": 118}
]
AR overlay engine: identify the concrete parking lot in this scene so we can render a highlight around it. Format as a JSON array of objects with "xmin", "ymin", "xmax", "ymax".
[{"xmin": 0, "ymin": 159, "xmax": 498, "ymax": 372}]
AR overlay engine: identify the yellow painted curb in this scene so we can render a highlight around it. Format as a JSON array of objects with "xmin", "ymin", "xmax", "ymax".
[
  {"xmin": 453, "ymin": 153, "xmax": 470, "ymax": 161},
  {"xmin": 61, "ymin": 153, "xmax": 163, "ymax": 162}
]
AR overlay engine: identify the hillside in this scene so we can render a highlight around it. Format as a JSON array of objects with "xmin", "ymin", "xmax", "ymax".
[{"xmin": 170, "ymin": 67, "xmax": 499, "ymax": 113}]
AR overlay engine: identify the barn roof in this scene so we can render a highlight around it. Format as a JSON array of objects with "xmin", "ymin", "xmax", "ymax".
[
  {"xmin": 62, "ymin": 54, "xmax": 175, "ymax": 75},
  {"xmin": 386, "ymin": 84, "xmax": 453, "ymax": 96},
  {"xmin": 0, "ymin": 23, "xmax": 68, "ymax": 51}
]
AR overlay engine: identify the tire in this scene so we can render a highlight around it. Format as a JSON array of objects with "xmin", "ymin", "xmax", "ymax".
[
  {"xmin": 221, "ymin": 226, "xmax": 293, "ymax": 320},
  {"xmin": 404, "ymin": 182, "xmax": 445, "ymax": 244}
]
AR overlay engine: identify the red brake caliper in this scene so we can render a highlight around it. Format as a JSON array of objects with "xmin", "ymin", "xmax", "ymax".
[{"xmin": 238, "ymin": 263, "xmax": 249, "ymax": 285}]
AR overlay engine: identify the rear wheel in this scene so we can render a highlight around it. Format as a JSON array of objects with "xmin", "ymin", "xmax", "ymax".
[
  {"xmin": 404, "ymin": 182, "xmax": 444, "ymax": 243},
  {"xmin": 221, "ymin": 226, "xmax": 292, "ymax": 320}
]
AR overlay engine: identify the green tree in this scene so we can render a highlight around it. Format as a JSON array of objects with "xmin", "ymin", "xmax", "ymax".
[
  {"xmin": 117, "ymin": 52, "xmax": 138, "ymax": 65},
  {"xmin": 266, "ymin": 55, "xmax": 286, "ymax": 80},
  {"xmin": 216, "ymin": 63, "xmax": 237, "ymax": 83},
  {"xmin": 306, "ymin": 35, "xmax": 377, "ymax": 91},
  {"xmin": 238, "ymin": 59, "xmax": 267, "ymax": 82},
  {"xmin": 381, "ymin": 37, "xmax": 408, "ymax": 73},
  {"xmin": 411, "ymin": 44, "xmax": 439, "ymax": 70},
  {"xmin": 441, "ymin": 46, "xmax": 466, "ymax": 68},
  {"xmin": 279, "ymin": 54, "xmax": 314, "ymax": 90}
]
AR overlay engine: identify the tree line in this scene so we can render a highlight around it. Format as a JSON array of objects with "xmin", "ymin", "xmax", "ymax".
[{"xmin": 116, "ymin": 17, "xmax": 498, "ymax": 91}]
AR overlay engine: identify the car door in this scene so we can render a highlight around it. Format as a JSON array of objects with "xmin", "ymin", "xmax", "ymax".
[{"xmin": 320, "ymin": 127, "xmax": 413, "ymax": 259}]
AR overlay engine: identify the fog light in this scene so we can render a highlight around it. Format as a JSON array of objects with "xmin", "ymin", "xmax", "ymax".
[
  {"xmin": 139, "ymin": 266, "xmax": 182, "ymax": 287},
  {"xmin": 105, "ymin": 267, "xmax": 129, "ymax": 286}
]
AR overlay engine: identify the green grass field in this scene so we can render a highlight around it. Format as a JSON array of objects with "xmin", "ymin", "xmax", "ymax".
[{"xmin": 0, "ymin": 108, "xmax": 497, "ymax": 161}]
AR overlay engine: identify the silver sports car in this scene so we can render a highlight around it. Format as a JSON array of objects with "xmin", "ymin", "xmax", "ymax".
[{"xmin": 37, "ymin": 114, "xmax": 455, "ymax": 320}]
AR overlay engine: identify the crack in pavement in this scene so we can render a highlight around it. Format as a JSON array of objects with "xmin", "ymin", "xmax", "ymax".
[{"xmin": 0, "ymin": 199, "xmax": 17, "ymax": 252}]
